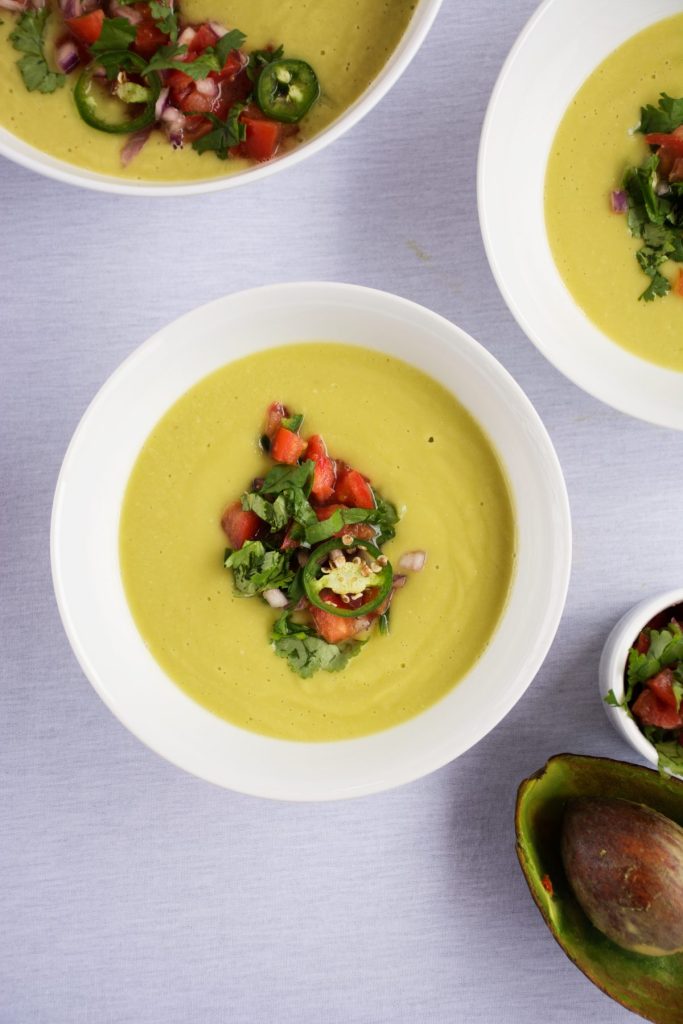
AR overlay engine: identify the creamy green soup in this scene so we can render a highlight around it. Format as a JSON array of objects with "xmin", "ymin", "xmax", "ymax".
[
  {"xmin": 0, "ymin": 0, "xmax": 416, "ymax": 181},
  {"xmin": 119, "ymin": 343, "xmax": 516, "ymax": 742},
  {"xmin": 545, "ymin": 13, "xmax": 683, "ymax": 372}
]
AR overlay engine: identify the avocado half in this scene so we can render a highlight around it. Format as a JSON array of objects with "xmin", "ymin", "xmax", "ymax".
[{"xmin": 516, "ymin": 754, "xmax": 683, "ymax": 1024}]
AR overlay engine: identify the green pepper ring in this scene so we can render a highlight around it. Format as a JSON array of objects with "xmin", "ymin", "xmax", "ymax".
[
  {"xmin": 303, "ymin": 538, "xmax": 393, "ymax": 618},
  {"xmin": 75, "ymin": 58, "xmax": 162, "ymax": 135},
  {"xmin": 256, "ymin": 58, "xmax": 320, "ymax": 124}
]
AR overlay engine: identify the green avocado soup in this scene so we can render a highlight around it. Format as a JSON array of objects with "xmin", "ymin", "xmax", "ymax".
[
  {"xmin": 119, "ymin": 343, "xmax": 516, "ymax": 742},
  {"xmin": 0, "ymin": 0, "xmax": 416, "ymax": 181},
  {"xmin": 545, "ymin": 13, "xmax": 683, "ymax": 372}
]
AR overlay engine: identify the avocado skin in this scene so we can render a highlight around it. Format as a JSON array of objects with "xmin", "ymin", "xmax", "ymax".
[
  {"xmin": 516, "ymin": 754, "xmax": 683, "ymax": 1024},
  {"xmin": 561, "ymin": 797, "xmax": 683, "ymax": 956}
]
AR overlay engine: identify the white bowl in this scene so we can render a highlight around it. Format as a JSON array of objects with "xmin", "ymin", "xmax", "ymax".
[
  {"xmin": 478, "ymin": 0, "xmax": 683, "ymax": 430},
  {"xmin": 599, "ymin": 588, "xmax": 683, "ymax": 779},
  {"xmin": 51, "ymin": 282, "xmax": 572, "ymax": 800},
  {"xmin": 0, "ymin": 0, "xmax": 442, "ymax": 196}
]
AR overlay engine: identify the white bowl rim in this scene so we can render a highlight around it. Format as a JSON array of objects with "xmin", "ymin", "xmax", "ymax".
[
  {"xmin": 477, "ymin": 0, "xmax": 683, "ymax": 430},
  {"xmin": 598, "ymin": 587, "xmax": 683, "ymax": 779},
  {"xmin": 50, "ymin": 281, "xmax": 572, "ymax": 800},
  {"xmin": 0, "ymin": 0, "xmax": 442, "ymax": 196}
]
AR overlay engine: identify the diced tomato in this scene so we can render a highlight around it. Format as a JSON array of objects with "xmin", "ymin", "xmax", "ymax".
[
  {"xmin": 645, "ymin": 132, "xmax": 683, "ymax": 156},
  {"xmin": 264, "ymin": 402, "xmax": 287, "ymax": 440},
  {"xmin": 635, "ymin": 630, "xmax": 650, "ymax": 654},
  {"xmin": 188, "ymin": 23, "xmax": 218, "ymax": 53},
  {"xmin": 306, "ymin": 435, "xmax": 336, "ymax": 503},
  {"xmin": 335, "ymin": 468, "xmax": 375, "ymax": 509},
  {"xmin": 179, "ymin": 89, "xmax": 216, "ymax": 115},
  {"xmin": 272, "ymin": 427, "xmax": 307, "ymax": 465},
  {"xmin": 167, "ymin": 69, "xmax": 194, "ymax": 104},
  {"xmin": 646, "ymin": 668, "xmax": 680, "ymax": 710},
  {"xmin": 632, "ymin": 688, "xmax": 683, "ymax": 731},
  {"xmin": 220, "ymin": 50, "xmax": 245, "ymax": 79},
  {"xmin": 241, "ymin": 116, "xmax": 281, "ymax": 162},
  {"xmin": 310, "ymin": 602, "xmax": 359, "ymax": 645},
  {"xmin": 134, "ymin": 20, "xmax": 169, "ymax": 58},
  {"xmin": 314, "ymin": 503, "xmax": 376, "ymax": 541},
  {"xmin": 221, "ymin": 501, "xmax": 261, "ymax": 549},
  {"xmin": 66, "ymin": 8, "xmax": 104, "ymax": 45}
]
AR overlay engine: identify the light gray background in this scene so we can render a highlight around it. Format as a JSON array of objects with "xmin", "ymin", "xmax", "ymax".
[{"xmin": 1, "ymin": 1, "xmax": 679, "ymax": 1021}]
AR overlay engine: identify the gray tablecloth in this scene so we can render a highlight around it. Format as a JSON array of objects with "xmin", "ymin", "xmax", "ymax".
[{"xmin": 1, "ymin": 1, "xmax": 677, "ymax": 1021}]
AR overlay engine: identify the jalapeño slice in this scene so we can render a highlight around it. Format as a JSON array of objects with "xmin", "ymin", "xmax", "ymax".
[
  {"xmin": 256, "ymin": 58, "xmax": 319, "ymax": 124},
  {"xmin": 303, "ymin": 538, "xmax": 393, "ymax": 618},
  {"xmin": 74, "ymin": 58, "xmax": 161, "ymax": 134}
]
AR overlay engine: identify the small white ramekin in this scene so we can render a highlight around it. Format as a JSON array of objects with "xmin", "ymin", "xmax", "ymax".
[{"xmin": 599, "ymin": 588, "xmax": 683, "ymax": 779}]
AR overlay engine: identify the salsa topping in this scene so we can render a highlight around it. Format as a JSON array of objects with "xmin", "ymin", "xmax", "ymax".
[
  {"xmin": 605, "ymin": 607, "xmax": 683, "ymax": 776},
  {"xmin": 5, "ymin": 0, "xmax": 320, "ymax": 167},
  {"xmin": 220, "ymin": 403, "xmax": 424, "ymax": 678},
  {"xmin": 616, "ymin": 93, "xmax": 683, "ymax": 301}
]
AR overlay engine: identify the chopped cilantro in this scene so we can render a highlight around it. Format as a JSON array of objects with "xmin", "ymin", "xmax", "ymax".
[
  {"xmin": 90, "ymin": 17, "xmax": 137, "ymax": 54},
  {"xmin": 9, "ymin": 9, "xmax": 65, "ymax": 94},
  {"xmin": 224, "ymin": 541, "xmax": 293, "ymax": 597},
  {"xmin": 144, "ymin": 28, "xmax": 245, "ymax": 79},
  {"xmin": 642, "ymin": 727, "xmax": 683, "ymax": 777},
  {"xmin": 192, "ymin": 105, "xmax": 247, "ymax": 159},
  {"xmin": 280, "ymin": 412, "xmax": 304, "ymax": 432},
  {"xmin": 303, "ymin": 506, "xmax": 379, "ymax": 546},
  {"xmin": 261, "ymin": 461, "xmax": 314, "ymax": 495},
  {"xmin": 214, "ymin": 28, "xmax": 246, "ymax": 66},
  {"xmin": 247, "ymin": 43, "xmax": 284, "ymax": 83},
  {"xmin": 373, "ymin": 496, "xmax": 399, "ymax": 546},
  {"xmin": 271, "ymin": 613, "xmax": 363, "ymax": 678},
  {"xmin": 149, "ymin": 0, "xmax": 178, "ymax": 42},
  {"xmin": 639, "ymin": 93, "xmax": 683, "ymax": 135},
  {"xmin": 622, "ymin": 151, "xmax": 683, "ymax": 301},
  {"xmin": 603, "ymin": 688, "xmax": 622, "ymax": 708}
]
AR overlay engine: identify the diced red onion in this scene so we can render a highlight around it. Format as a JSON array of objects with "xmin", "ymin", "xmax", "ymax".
[
  {"xmin": 154, "ymin": 87, "xmax": 169, "ymax": 121},
  {"xmin": 292, "ymin": 596, "xmax": 309, "ymax": 612},
  {"xmin": 398, "ymin": 550, "xmax": 427, "ymax": 572},
  {"xmin": 610, "ymin": 189, "xmax": 628, "ymax": 214},
  {"xmin": 120, "ymin": 127, "xmax": 152, "ymax": 167},
  {"xmin": 355, "ymin": 617, "xmax": 372, "ymax": 633},
  {"xmin": 392, "ymin": 574, "xmax": 407, "ymax": 589},
  {"xmin": 56, "ymin": 39, "xmax": 80, "ymax": 74},
  {"xmin": 296, "ymin": 550, "xmax": 309, "ymax": 567},
  {"xmin": 208, "ymin": 21, "xmax": 228, "ymax": 38},
  {"xmin": 109, "ymin": 0, "xmax": 142, "ymax": 22},
  {"xmin": 195, "ymin": 77, "xmax": 218, "ymax": 98},
  {"xmin": 263, "ymin": 588, "xmax": 289, "ymax": 609},
  {"xmin": 59, "ymin": 0, "xmax": 81, "ymax": 18},
  {"xmin": 0, "ymin": 0, "xmax": 28, "ymax": 11},
  {"xmin": 177, "ymin": 26, "xmax": 196, "ymax": 46}
]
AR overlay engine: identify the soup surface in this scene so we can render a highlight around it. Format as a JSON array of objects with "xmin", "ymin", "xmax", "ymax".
[
  {"xmin": 545, "ymin": 13, "xmax": 683, "ymax": 371},
  {"xmin": 119, "ymin": 343, "xmax": 516, "ymax": 741},
  {"xmin": 0, "ymin": 0, "xmax": 416, "ymax": 181}
]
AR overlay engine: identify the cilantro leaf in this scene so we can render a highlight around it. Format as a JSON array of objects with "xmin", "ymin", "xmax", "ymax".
[
  {"xmin": 90, "ymin": 17, "xmax": 137, "ymax": 54},
  {"xmin": 303, "ymin": 506, "xmax": 379, "ymax": 545},
  {"xmin": 247, "ymin": 43, "xmax": 284, "ymax": 83},
  {"xmin": 149, "ymin": 0, "xmax": 178, "ymax": 42},
  {"xmin": 280, "ymin": 413, "xmax": 304, "ymax": 432},
  {"xmin": 214, "ymin": 28, "xmax": 246, "ymax": 67},
  {"xmin": 624, "ymin": 155, "xmax": 668, "ymax": 230},
  {"xmin": 641, "ymin": 727, "xmax": 683, "ymax": 777},
  {"xmin": 261, "ymin": 461, "xmax": 314, "ymax": 496},
  {"xmin": 9, "ymin": 9, "xmax": 65, "ymax": 94},
  {"xmin": 242, "ymin": 483, "xmax": 316, "ymax": 533},
  {"xmin": 374, "ymin": 495, "xmax": 399, "ymax": 546},
  {"xmin": 192, "ymin": 105, "xmax": 246, "ymax": 158},
  {"xmin": 224, "ymin": 541, "xmax": 293, "ymax": 597},
  {"xmin": 603, "ymin": 689, "xmax": 623, "ymax": 708},
  {"xmin": 271, "ymin": 613, "xmax": 363, "ymax": 678},
  {"xmin": 639, "ymin": 93, "xmax": 683, "ymax": 135}
]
